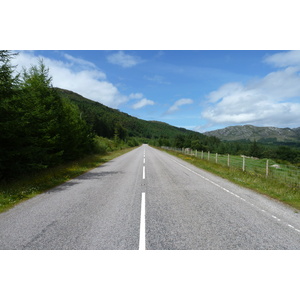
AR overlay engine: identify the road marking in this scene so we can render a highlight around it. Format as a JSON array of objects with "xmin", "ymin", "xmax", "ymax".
[
  {"xmin": 143, "ymin": 166, "xmax": 145, "ymax": 179},
  {"xmin": 170, "ymin": 157, "xmax": 300, "ymax": 235},
  {"xmin": 139, "ymin": 192, "xmax": 146, "ymax": 250},
  {"xmin": 272, "ymin": 215, "xmax": 281, "ymax": 221},
  {"xmin": 143, "ymin": 158, "xmax": 146, "ymax": 164}
]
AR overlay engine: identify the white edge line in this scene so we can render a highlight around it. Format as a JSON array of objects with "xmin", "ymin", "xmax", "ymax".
[{"xmin": 170, "ymin": 157, "xmax": 300, "ymax": 235}]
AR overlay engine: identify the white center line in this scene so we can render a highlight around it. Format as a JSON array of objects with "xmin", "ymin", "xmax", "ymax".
[
  {"xmin": 143, "ymin": 165, "xmax": 145, "ymax": 179},
  {"xmin": 143, "ymin": 157, "xmax": 146, "ymax": 164},
  {"xmin": 139, "ymin": 192, "xmax": 146, "ymax": 250}
]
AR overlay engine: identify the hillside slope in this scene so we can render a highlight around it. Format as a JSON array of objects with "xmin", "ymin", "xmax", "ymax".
[
  {"xmin": 56, "ymin": 88, "xmax": 203, "ymax": 140},
  {"xmin": 204, "ymin": 125, "xmax": 300, "ymax": 143}
]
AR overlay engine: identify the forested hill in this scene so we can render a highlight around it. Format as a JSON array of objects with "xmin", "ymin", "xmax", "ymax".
[{"xmin": 56, "ymin": 88, "xmax": 203, "ymax": 140}]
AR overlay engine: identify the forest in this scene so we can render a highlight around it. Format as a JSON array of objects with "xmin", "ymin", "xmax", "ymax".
[{"xmin": 1, "ymin": 50, "xmax": 300, "ymax": 181}]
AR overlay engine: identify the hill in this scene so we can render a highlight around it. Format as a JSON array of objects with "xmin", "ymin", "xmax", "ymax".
[
  {"xmin": 56, "ymin": 88, "xmax": 203, "ymax": 141},
  {"xmin": 204, "ymin": 125, "xmax": 300, "ymax": 144}
]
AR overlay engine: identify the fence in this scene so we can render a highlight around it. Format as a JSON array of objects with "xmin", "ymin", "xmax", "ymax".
[{"xmin": 162, "ymin": 146, "xmax": 300, "ymax": 187}]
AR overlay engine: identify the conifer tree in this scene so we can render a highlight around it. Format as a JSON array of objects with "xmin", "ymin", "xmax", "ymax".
[{"xmin": 0, "ymin": 51, "xmax": 22, "ymax": 179}]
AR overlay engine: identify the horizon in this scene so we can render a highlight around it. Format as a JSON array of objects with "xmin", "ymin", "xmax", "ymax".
[{"xmin": 12, "ymin": 50, "xmax": 300, "ymax": 132}]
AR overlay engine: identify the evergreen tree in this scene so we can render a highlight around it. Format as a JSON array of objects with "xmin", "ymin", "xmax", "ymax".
[
  {"xmin": 0, "ymin": 51, "xmax": 22, "ymax": 178},
  {"xmin": 248, "ymin": 139, "xmax": 262, "ymax": 158},
  {"xmin": 0, "ymin": 55, "xmax": 95, "ymax": 180}
]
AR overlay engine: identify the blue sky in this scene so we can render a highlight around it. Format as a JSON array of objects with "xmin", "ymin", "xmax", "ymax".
[{"xmin": 13, "ymin": 50, "xmax": 300, "ymax": 132}]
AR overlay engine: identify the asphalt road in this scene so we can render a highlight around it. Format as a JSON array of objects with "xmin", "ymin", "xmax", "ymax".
[{"xmin": 1, "ymin": 144, "xmax": 300, "ymax": 250}]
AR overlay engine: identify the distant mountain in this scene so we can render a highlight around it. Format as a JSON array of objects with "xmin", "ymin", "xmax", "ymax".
[{"xmin": 203, "ymin": 125, "xmax": 300, "ymax": 143}]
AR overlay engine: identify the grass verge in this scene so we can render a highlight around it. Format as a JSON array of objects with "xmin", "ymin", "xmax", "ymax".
[
  {"xmin": 161, "ymin": 148, "xmax": 300, "ymax": 211},
  {"xmin": 0, "ymin": 147, "xmax": 135, "ymax": 213}
]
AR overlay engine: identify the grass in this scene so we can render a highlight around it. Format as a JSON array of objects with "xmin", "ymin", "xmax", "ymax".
[
  {"xmin": 161, "ymin": 148, "xmax": 300, "ymax": 211},
  {"xmin": 0, "ymin": 147, "xmax": 135, "ymax": 213}
]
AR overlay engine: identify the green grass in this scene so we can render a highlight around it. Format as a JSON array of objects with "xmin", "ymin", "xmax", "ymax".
[
  {"xmin": 161, "ymin": 148, "xmax": 300, "ymax": 211},
  {"xmin": 0, "ymin": 147, "xmax": 135, "ymax": 213}
]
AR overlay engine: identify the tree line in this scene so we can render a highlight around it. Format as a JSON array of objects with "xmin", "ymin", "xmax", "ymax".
[
  {"xmin": 151, "ymin": 134, "xmax": 300, "ymax": 165},
  {"xmin": 0, "ymin": 51, "xmax": 95, "ymax": 180}
]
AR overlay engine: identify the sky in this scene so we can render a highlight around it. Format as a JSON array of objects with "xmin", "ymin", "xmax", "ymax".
[{"xmin": 12, "ymin": 50, "xmax": 300, "ymax": 132}]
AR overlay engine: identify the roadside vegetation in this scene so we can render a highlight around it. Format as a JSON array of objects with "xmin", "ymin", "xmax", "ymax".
[
  {"xmin": 161, "ymin": 148, "xmax": 300, "ymax": 211},
  {"xmin": 0, "ymin": 145, "xmax": 136, "ymax": 213}
]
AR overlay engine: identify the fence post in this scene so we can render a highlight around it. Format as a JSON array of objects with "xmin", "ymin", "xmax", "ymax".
[
  {"xmin": 266, "ymin": 159, "xmax": 269, "ymax": 177},
  {"xmin": 242, "ymin": 156, "xmax": 245, "ymax": 171},
  {"xmin": 227, "ymin": 154, "xmax": 230, "ymax": 167},
  {"xmin": 201, "ymin": 150, "xmax": 203, "ymax": 159},
  {"xmin": 208, "ymin": 151, "xmax": 210, "ymax": 161},
  {"xmin": 216, "ymin": 153, "xmax": 218, "ymax": 164},
  {"xmin": 195, "ymin": 150, "xmax": 197, "ymax": 157}
]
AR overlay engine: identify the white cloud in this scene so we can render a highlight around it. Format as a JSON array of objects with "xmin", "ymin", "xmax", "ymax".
[
  {"xmin": 106, "ymin": 51, "xmax": 143, "ymax": 68},
  {"xmin": 13, "ymin": 51, "xmax": 128, "ymax": 108},
  {"xmin": 129, "ymin": 93, "xmax": 144, "ymax": 99},
  {"xmin": 207, "ymin": 82, "xmax": 243, "ymax": 103},
  {"xmin": 264, "ymin": 50, "xmax": 300, "ymax": 68},
  {"xmin": 202, "ymin": 51, "xmax": 300, "ymax": 128},
  {"xmin": 167, "ymin": 98, "xmax": 194, "ymax": 114},
  {"xmin": 63, "ymin": 53, "xmax": 100, "ymax": 70},
  {"xmin": 132, "ymin": 98, "xmax": 155, "ymax": 109}
]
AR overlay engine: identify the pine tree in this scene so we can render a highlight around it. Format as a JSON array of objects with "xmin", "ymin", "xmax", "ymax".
[
  {"xmin": 0, "ymin": 55, "xmax": 95, "ymax": 180},
  {"xmin": 0, "ymin": 51, "xmax": 22, "ymax": 179}
]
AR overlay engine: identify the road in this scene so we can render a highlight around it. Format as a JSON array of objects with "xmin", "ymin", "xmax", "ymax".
[{"xmin": 1, "ymin": 144, "xmax": 300, "ymax": 250}]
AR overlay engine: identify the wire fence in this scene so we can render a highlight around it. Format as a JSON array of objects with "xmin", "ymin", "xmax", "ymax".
[{"xmin": 162, "ymin": 146, "xmax": 300, "ymax": 188}]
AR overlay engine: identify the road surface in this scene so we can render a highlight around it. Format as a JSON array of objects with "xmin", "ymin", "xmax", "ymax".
[{"xmin": 1, "ymin": 144, "xmax": 300, "ymax": 249}]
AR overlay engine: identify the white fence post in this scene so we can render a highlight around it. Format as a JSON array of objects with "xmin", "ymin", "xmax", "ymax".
[
  {"xmin": 227, "ymin": 154, "xmax": 230, "ymax": 167},
  {"xmin": 242, "ymin": 156, "xmax": 245, "ymax": 171},
  {"xmin": 216, "ymin": 153, "xmax": 218, "ymax": 163},
  {"xmin": 201, "ymin": 150, "xmax": 203, "ymax": 159},
  {"xmin": 208, "ymin": 151, "xmax": 210, "ymax": 161},
  {"xmin": 266, "ymin": 159, "xmax": 269, "ymax": 177}
]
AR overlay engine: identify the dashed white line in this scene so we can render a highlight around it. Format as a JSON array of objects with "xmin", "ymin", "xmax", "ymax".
[
  {"xmin": 272, "ymin": 215, "xmax": 281, "ymax": 221},
  {"xmin": 143, "ymin": 166, "xmax": 145, "ymax": 179},
  {"xmin": 139, "ymin": 192, "xmax": 146, "ymax": 250}
]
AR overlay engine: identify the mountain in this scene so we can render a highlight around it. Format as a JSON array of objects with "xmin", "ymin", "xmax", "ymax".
[
  {"xmin": 203, "ymin": 125, "xmax": 300, "ymax": 144},
  {"xmin": 56, "ymin": 88, "xmax": 203, "ymax": 140}
]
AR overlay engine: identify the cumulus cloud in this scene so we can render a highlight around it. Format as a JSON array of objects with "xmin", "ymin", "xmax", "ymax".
[
  {"xmin": 106, "ymin": 51, "xmax": 143, "ymax": 68},
  {"xmin": 13, "ymin": 51, "xmax": 128, "ymax": 108},
  {"xmin": 202, "ymin": 51, "xmax": 300, "ymax": 128},
  {"xmin": 167, "ymin": 98, "xmax": 194, "ymax": 114},
  {"xmin": 132, "ymin": 98, "xmax": 155, "ymax": 109}
]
